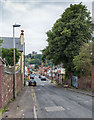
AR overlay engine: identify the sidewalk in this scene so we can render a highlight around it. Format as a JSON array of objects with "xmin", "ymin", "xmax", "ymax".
[
  {"xmin": 2, "ymin": 86, "xmax": 34, "ymax": 119},
  {"xmin": 48, "ymin": 79, "xmax": 94, "ymax": 97},
  {"xmin": 67, "ymin": 87, "xmax": 93, "ymax": 97}
]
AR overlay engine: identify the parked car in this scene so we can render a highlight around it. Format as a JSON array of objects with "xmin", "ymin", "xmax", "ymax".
[
  {"xmin": 30, "ymin": 74, "xmax": 35, "ymax": 79},
  {"xmin": 39, "ymin": 75, "xmax": 41, "ymax": 78},
  {"xmin": 41, "ymin": 76, "xmax": 46, "ymax": 81},
  {"xmin": 28, "ymin": 77, "xmax": 36, "ymax": 86}
]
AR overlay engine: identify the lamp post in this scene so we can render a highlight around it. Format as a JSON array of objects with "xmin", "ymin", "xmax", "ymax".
[{"xmin": 13, "ymin": 24, "xmax": 21, "ymax": 98}]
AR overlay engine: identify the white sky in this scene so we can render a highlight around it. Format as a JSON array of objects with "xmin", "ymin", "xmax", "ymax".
[{"xmin": 0, "ymin": 0, "xmax": 93, "ymax": 55}]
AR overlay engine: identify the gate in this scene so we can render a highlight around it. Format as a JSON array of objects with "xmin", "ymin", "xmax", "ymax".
[{"xmin": 72, "ymin": 76, "xmax": 78, "ymax": 88}]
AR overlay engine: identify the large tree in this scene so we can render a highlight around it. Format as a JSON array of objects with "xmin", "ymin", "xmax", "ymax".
[
  {"xmin": 42, "ymin": 3, "xmax": 93, "ymax": 76},
  {"xmin": 2, "ymin": 48, "xmax": 21, "ymax": 66}
]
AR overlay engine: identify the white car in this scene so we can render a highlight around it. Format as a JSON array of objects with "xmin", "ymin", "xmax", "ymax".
[{"xmin": 41, "ymin": 76, "xmax": 46, "ymax": 81}]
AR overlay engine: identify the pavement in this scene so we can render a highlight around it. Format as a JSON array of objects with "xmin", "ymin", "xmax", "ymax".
[
  {"xmin": 48, "ymin": 79, "xmax": 93, "ymax": 97},
  {"xmin": 2, "ymin": 86, "xmax": 34, "ymax": 119}
]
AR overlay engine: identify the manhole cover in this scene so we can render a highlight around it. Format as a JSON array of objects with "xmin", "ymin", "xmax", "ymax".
[{"xmin": 45, "ymin": 106, "xmax": 65, "ymax": 112}]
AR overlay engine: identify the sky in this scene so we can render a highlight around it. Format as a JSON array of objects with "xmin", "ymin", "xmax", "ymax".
[{"xmin": 0, "ymin": 0, "xmax": 94, "ymax": 55}]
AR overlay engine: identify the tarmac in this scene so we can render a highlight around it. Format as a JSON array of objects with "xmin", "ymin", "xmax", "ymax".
[{"xmin": 1, "ymin": 79, "xmax": 94, "ymax": 119}]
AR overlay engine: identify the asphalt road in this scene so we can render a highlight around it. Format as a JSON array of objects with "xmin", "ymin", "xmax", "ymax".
[
  {"xmin": 33, "ymin": 75, "xmax": 92, "ymax": 118},
  {"xmin": 2, "ymin": 75, "xmax": 93, "ymax": 119}
]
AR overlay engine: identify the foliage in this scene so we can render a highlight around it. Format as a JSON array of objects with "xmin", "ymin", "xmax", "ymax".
[
  {"xmin": 73, "ymin": 42, "xmax": 92, "ymax": 76},
  {"xmin": 25, "ymin": 54, "xmax": 51, "ymax": 67},
  {"xmin": 0, "ymin": 39, "xmax": 3, "ymax": 57},
  {"xmin": 42, "ymin": 3, "xmax": 93, "ymax": 75},
  {"xmin": 2, "ymin": 48, "xmax": 21, "ymax": 66},
  {"xmin": 35, "ymin": 64, "xmax": 39, "ymax": 69},
  {"xmin": 29, "ymin": 59, "xmax": 41, "ymax": 65}
]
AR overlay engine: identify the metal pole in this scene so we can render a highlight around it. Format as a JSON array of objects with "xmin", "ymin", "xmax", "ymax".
[{"xmin": 13, "ymin": 26, "xmax": 16, "ymax": 98}]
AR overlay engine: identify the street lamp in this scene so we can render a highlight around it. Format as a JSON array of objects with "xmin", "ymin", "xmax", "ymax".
[{"xmin": 13, "ymin": 24, "xmax": 21, "ymax": 98}]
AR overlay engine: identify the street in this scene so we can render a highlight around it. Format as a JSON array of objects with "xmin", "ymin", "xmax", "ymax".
[
  {"xmin": 2, "ymin": 75, "xmax": 92, "ymax": 119},
  {"xmin": 34, "ymin": 75, "xmax": 92, "ymax": 118}
]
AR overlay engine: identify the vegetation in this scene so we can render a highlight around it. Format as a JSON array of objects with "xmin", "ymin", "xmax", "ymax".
[
  {"xmin": 25, "ymin": 54, "xmax": 51, "ymax": 67},
  {"xmin": 42, "ymin": 3, "xmax": 93, "ymax": 76},
  {"xmin": 73, "ymin": 42, "xmax": 92, "ymax": 76},
  {"xmin": 0, "ymin": 39, "xmax": 3, "ymax": 57},
  {"xmin": 2, "ymin": 48, "xmax": 21, "ymax": 66}
]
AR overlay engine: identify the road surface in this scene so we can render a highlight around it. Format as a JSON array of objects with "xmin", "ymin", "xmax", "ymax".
[{"xmin": 33, "ymin": 75, "xmax": 92, "ymax": 118}]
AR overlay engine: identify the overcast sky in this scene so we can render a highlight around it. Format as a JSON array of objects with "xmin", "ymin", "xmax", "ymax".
[{"xmin": 0, "ymin": 0, "xmax": 93, "ymax": 55}]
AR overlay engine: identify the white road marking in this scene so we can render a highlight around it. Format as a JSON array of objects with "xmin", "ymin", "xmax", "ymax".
[
  {"xmin": 41, "ymin": 84, "xmax": 44, "ymax": 86},
  {"xmin": 34, "ymin": 106, "xmax": 37, "ymax": 119},
  {"xmin": 45, "ymin": 106, "xmax": 65, "ymax": 112},
  {"xmin": 31, "ymin": 87, "xmax": 37, "ymax": 119}
]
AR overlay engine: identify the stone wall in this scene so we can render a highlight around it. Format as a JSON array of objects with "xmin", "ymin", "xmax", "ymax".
[
  {"xmin": 2, "ymin": 72, "xmax": 13, "ymax": 106},
  {"xmin": 1, "ymin": 67, "xmax": 23, "ymax": 108}
]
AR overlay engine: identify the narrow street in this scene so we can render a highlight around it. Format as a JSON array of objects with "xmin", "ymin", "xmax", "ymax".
[{"xmin": 2, "ymin": 75, "xmax": 92, "ymax": 119}]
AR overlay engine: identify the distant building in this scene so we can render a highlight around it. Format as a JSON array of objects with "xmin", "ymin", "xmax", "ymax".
[{"xmin": 32, "ymin": 51, "xmax": 37, "ymax": 55}]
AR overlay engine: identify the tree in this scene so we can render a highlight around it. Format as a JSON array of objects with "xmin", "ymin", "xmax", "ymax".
[
  {"xmin": 73, "ymin": 42, "xmax": 92, "ymax": 76},
  {"xmin": 0, "ymin": 39, "xmax": 3, "ymax": 57},
  {"xmin": 29, "ymin": 59, "xmax": 41, "ymax": 65},
  {"xmin": 35, "ymin": 64, "xmax": 39, "ymax": 69},
  {"xmin": 42, "ymin": 3, "xmax": 93, "ymax": 76},
  {"xmin": 2, "ymin": 48, "xmax": 21, "ymax": 66}
]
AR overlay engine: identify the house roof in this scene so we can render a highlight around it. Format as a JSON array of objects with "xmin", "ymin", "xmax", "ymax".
[{"xmin": 0, "ymin": 37, "xmax": 23, "ymax": 52}]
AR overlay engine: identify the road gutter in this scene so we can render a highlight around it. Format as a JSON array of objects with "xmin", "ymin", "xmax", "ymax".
[{"xmin": 31, "ymin": 87, "xmax": 37, "ymax": 119}]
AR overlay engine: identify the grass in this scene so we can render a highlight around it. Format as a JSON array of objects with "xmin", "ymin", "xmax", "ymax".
[
  {"xmin": 10, "ymin": 98, "xmax": 15, "ymax": 103},
  {"xmin": 50, "ymin": 81, "xmax": 53, "ymax": 83},
  {"xmin": 0, "ymin": 106, "xmax": 7, "ymax": 116}
]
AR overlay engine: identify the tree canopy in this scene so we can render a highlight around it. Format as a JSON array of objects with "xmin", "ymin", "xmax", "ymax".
[
  {"xmin": 2, "ymin": 48, "xmax": 21, "ymax": 66},
  {"xmin": 73, "ymin": 42, "xmax": 92, "ymax": 76},
  {"xmin": 42, "ymin": 3, "xmax": 93, "ymax": 75}
]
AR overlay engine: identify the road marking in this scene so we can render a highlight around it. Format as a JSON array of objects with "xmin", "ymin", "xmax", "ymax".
[
  {"xmin": 45, "ymin": 106, "xmax": 65, "ymax": 112},
  {"xmin": 31, "ymin": 87, "xmax": 37, "ymax": 119}
]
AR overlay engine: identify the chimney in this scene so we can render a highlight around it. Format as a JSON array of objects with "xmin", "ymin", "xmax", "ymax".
[{"xmin": 20, "ymin": 30, "xmax": 24, "ymax": 45}]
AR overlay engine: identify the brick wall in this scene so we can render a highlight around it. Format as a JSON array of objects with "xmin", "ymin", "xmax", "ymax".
[
  {"xmin": 63, "ymin": 76, "xmax": 91, "ymax": 89},
  {"xmin": 16, "ymin": 72, "xmax": 23, "ymax": 94},
  {"xmin": 2, "ymin": 68, "xmax": 23, "ymax": 107},
  {"xmin": 78, "ymin": 76, "xmax": 91, "ymax": 89},
  {"xmin": 2, "ymin": 72, "xmax": 13, "ymax": 106},
  {"xmin": 91, "ymin": 65, "xmax": 94, "ymax": 91},
  {"xmin": 63, "ymin": 78, "xmax": 72, "ymax": 86}
]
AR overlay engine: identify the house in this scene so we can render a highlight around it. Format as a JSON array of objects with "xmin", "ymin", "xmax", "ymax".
[{"xmin": 0, "ymin": 30, "xmax": 25, "ymax": 85}]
